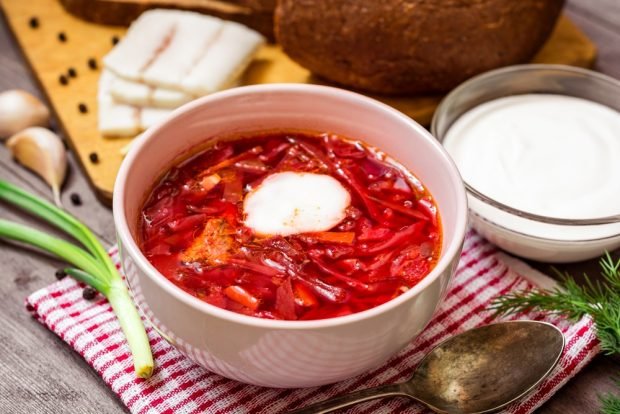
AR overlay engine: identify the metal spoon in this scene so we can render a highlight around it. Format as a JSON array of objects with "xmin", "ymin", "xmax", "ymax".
[{"xmin": 289, "ymin": 321, "xmax": 564, "ymax": 414}]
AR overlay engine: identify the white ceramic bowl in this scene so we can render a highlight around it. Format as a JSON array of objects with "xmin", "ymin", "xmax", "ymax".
[
  {"xmin": 432, "ymin": 64, "xmax": 620, "ymax": 263},
  {"xmin": 113, "ymin": 84, "xmax": 468, "ymax": 388}
]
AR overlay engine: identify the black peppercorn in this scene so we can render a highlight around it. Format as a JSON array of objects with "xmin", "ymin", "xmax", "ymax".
[
  {"xmin": 28, "ymin": 17, "xmax": 39, "ymax": 29},
  {"xmin": 55, "ymin": 269, "xmax": 67, "ymax": 280},
  {"xmin": 68, "ymin": 67, "xmax": 77, "ymax": 78},
  {"xmin": 70, "ymin": 193, "xmax": 82, "ymax": 206},
  {"xmin": 82, "ymin": 287, "xmax": 97, "ymax": 300},
  {"xmin": 58, "ymin": 32, "xmax": 67, "ymax": 42},
  {"xmin": 78, "ymin": 103, "xmax": 88, "ymax": 114},
  {"xmin": 59, "ymin": 74, "xmax": 68, "ymax": 85},
  {"xmin": 89, "ymin": 152, "xmax": 99, "ymax": 164},
  {"xmin": 87, "ymin": 58, "xmax": 98, "ymax": 70},
  {"xmin": 111, "ymin": 35, "xmax": 120, "ymax": 45}
]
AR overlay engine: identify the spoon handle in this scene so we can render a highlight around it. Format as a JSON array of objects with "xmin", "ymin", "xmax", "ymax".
[{"xmin": 287, "ymin": 383, "xmax": 408, "ymax": 414}]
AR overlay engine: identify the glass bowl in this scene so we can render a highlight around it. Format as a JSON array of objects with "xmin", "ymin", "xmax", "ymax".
[{"xmin": 432, "ymin": 64, "xmax": 620, "ymax": 263}]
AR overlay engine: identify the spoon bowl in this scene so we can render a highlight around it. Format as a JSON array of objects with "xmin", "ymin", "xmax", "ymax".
[{"xmin": 290, "ymin": 321, "xmax": 565, "ymax": 414}]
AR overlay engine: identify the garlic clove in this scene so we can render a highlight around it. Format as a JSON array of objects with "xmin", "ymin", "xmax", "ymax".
[
  {"xmin": 7, "ymin": 127, "xmax": 68, "ymax": 207},
  {"xmin": 0, "ymin": 90, "xmax": 50, "ymax": 139}
]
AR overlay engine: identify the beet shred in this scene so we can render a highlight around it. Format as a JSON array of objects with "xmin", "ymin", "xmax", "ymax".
[{"xmin": 139, "ymin": 132, "xmax": 441, "ymax": 320}]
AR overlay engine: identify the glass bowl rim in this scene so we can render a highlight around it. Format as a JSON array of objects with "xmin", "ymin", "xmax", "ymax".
[{"xmin": 431, "ymin": 63, "xmax": 620, "ymax": 228}]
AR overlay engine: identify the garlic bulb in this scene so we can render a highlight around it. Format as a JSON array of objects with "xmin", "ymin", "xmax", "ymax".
[
  {"xmin": 0, "ymin": 90, "xmax": 50, "ymax": 139},
  {"xmin": 6, "ymin": 127, "xmax": 67, "ymax": 207}
]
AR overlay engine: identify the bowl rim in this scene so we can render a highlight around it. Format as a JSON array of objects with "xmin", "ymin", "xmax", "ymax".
[
  {"xmin": 431, "ymin": 64, "xmax": 620, "ymax": 235},
  {"xmin": 468, "ymin": 205, "xmax": 620, "ymax": 244},
  {"xmin": 113, "ymin": 83, "xmax": 468, "ymax": 330}
]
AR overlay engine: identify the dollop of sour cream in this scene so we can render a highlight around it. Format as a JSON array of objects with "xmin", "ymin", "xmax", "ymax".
[
  {"xmin": 243, "ymin": 171, "xmax": 351, "ymax": 236},
  {"xmin": 444, "ymin": 94, "xmax": 620, "ymax": 220}
]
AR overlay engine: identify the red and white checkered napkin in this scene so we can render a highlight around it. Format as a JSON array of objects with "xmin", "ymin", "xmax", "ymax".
[{"xmin": 25, "ymin": 231, "xmax": 599, "ymax": 414}]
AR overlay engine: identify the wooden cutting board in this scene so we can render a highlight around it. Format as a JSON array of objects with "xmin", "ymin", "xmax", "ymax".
[{"xmin": 0, "ymin": 0, "xmax": 597, "ymax": 205}]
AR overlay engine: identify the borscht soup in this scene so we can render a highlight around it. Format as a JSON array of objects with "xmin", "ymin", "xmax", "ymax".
[{"xmin": 139, "ymin": 131, "xmax": 441, "ymax": 320}]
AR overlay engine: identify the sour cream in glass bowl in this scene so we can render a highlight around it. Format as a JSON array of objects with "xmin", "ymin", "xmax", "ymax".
[{"xmin": 432, "ymin": 64, "xmax": 620, "ymax": 263}]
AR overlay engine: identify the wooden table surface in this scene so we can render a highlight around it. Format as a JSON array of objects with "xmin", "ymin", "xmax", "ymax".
[{"xmin": 1, "ymin": 1, "xmax": 619, "ymax": 412}]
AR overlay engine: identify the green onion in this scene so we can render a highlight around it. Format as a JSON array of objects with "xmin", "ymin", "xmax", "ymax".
[{"xmin": 0, "ymin": 180, "xmax": 153, "ymax": 378}]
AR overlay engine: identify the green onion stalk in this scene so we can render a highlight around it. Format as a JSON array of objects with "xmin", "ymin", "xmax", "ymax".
[{"xmin": 0, "ymin": 180, "xmax": 153, "ymax": 378}]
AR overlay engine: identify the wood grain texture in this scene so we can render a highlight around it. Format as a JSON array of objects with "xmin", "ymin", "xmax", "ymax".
[
  {"xmin": 0, "ymin": 16, "xmax": 126, "ymax": 412},
  {"xmin": 0, "ymin": 0, "xmax": 128, "ymax": 205},
  {"xmin": 0, "ymin": 0, "xmax": 598, "ymax": 204},
  {"xmin": 566, "ymin": 1, "xmax": 620, "ymax": 79},
  {"xmin": 0, "ymin": 0, "xmax": 618, "ymax": 412}
]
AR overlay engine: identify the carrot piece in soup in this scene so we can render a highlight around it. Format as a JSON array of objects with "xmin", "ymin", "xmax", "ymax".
[
  {"xmin": 224, "ymin": 286, "xmax": 260, "ymax": 311},
  {"xmin": 180, "ymin": 218, "xmax": 236, "ymax": 264},
  {"xmin": 306, "ymin": 232, "xmax": 355, "ymax": 244},
  {"xmin": 293, "ymin": 282, "xmax": 319, "ymax": 307},
  {"xmin": 220, "ymin": 170, "xmax": 244, "ymax": 203},
  {"xmin": 199, "ymin": 173, "xmax": 221, "ymax": 192}
]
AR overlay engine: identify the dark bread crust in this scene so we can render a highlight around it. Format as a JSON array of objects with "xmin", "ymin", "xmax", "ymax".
[
  {"xmin": 228, "ymin": 0, "xmax": 276, "ymax": 12},
  {"xmin": 275, "ymin": 0, "xmax": 564, "ymax": 94},
  {"xmin": 59, "ymin": 0, "xmax": 275, "ymax": 39}
]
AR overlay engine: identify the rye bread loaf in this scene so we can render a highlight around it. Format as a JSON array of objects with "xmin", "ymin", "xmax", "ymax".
[
  {"xmin": 59, "ymin": 0, "xmax": 275, "ymax": 38},
  {"xmin": 228, "ymin": 0, "xmax": 276, "ymax": 12},
  {"xmin": 275, "ymin": 0, "xmax": 564, "ymax": 95}
]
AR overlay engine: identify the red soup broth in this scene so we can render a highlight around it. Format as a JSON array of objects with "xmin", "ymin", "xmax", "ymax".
[{"xmin": 139, "ymin": 131, "xmax": 441, "ymax": 320}]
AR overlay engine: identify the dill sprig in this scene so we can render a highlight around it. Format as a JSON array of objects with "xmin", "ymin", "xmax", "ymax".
[
  {"xmin": 601, "ymin": 380, "xmax": 620, "ymax": 414},
  {"xmin": 490, "ymin": 253, "xmax": 620, "ymax": 354},
  {"xmin": 491, "ymin": 253, "xmax": 620, "ymax": 411}
]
